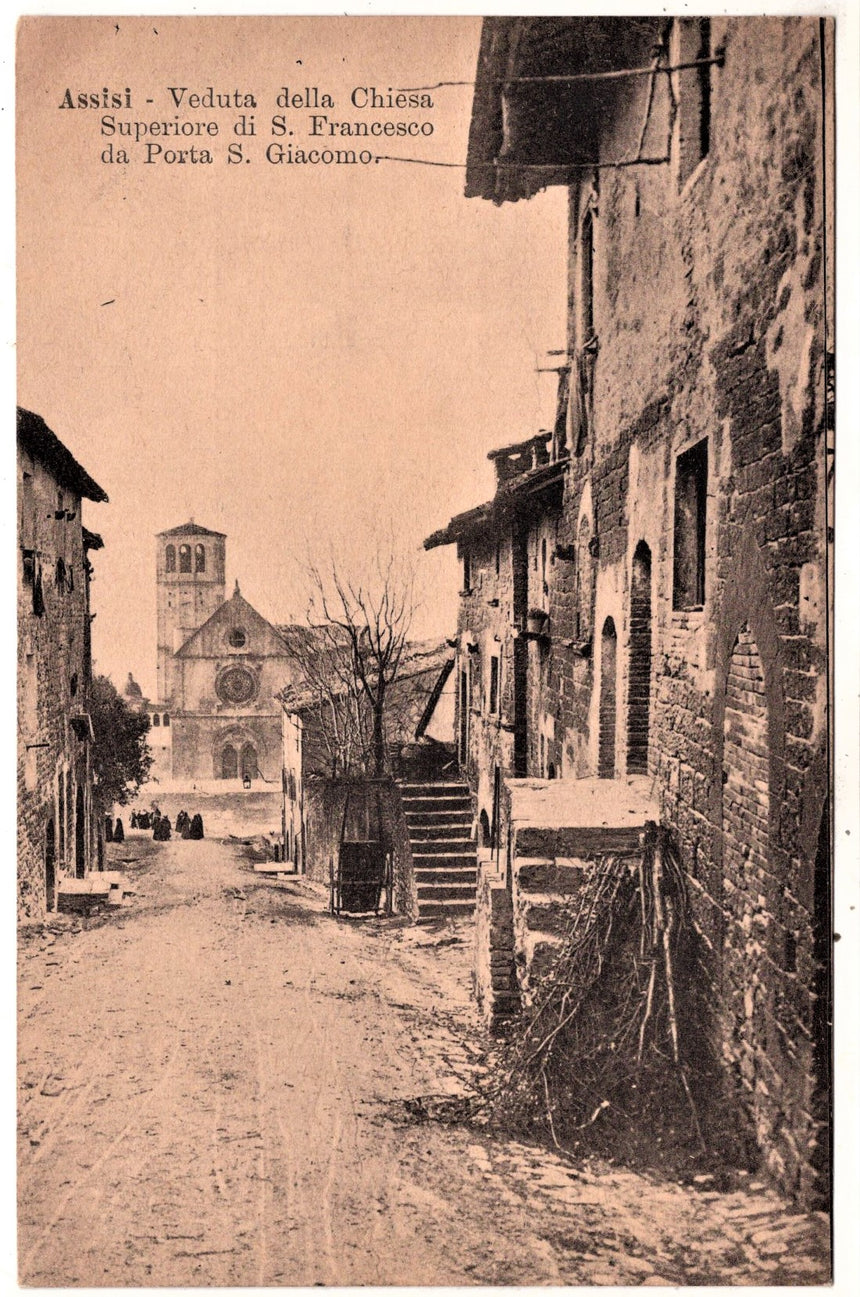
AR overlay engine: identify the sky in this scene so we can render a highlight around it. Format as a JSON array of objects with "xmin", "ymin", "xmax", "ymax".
[{"xmin": 16, "ymin": 14, "xmax": 568, "ymax": 698}]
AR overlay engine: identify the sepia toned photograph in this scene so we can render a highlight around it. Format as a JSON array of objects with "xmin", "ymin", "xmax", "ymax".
[{"xmin": 15, "ymin": 10, "xmax": 842, "ymax": 1288}]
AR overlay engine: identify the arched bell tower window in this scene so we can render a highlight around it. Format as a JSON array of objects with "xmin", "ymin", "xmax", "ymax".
[
  {"xmin": 195, "ymin": 543, "xmax": 206, "ymax": 573},
  {"xmin": 179, "ymin": 544, "xmax": 192, "ymax": 573},
  {"xmin": 165, "ymin": 544, "xmax": 176, "ymax": 573}
]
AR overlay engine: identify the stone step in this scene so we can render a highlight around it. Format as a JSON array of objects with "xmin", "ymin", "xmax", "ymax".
[
  {"xmin": 408, "ymin": 822, "xmax": 473, "ymax": 840},
  {"xmin": 399, "ymin": 783, "xmax": 469, "ymax": 795},
  {"xmin": 408, "ymin": 836, "xmax": 473, "ymax": 854},
  {"xmin": 402, "ymin": 798, "xmax": 472, "ymax": 815},
  {"xmin": 413, "ymin": 850, "xmax": 476, "ymax": 868},
  {"xmin": 416, "ymin": 900, "xmax": 476, "ymax": 921},
  {"xmin": 404, "ymin": 807, "xmax": 472, "ymax": 824},
  {"xmin": 416, "ymin": 882, "xmax": 478, "ymax": 902},
  {"xmin": 414, "ymin": 866, "xmax": 477, "ymax": 884}
]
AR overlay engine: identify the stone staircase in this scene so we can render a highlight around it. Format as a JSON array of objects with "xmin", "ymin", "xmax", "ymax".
[{"xmin": 399, "ymin": 782, "xmax": 477, "ymax": 922}]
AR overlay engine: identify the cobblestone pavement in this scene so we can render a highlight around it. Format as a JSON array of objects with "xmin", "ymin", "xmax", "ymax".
[{"xmin": 17, "ymin": 834, "xmax": 830, "ymax": 1286}]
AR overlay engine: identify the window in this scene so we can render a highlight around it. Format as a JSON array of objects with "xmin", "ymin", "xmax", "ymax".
[
  {"xmin": 675, "ymin": 18, "xmax": 712, "ymax": 187},
  {"xmin": 152, "ymin": 713, "xmax": 160, "ymax": 727},
  {"xmin": 179, "ymin": 544, "xmax": 192, "ymax": 573},
  {"xmin": 673, "ymin": 439, "xmax": 708, "ymax": 609},
  {"xmin": 488, "ymin": 654, "xmax": 500, "ymax": 715},
  {"xmin": 195, "ymin": 543, "xmax": 206, "ymax": 573},
  {"xmin": 21, "ymin": 471, "xmax": 34, "ymax": 548},
  {"xmin": 163, "ymin": 713, "xmax": 170, "ymax": 727},
  {"xmin": 462, "ymin": 549, "xmax": 472, "ymax": 594},
  {"xmin": 581, "ymin": 207, "xmax": 595, "ymax": 343},
  {"xmin": 228, "ymin": 627, "xmax": 247, "ymax": 648},
  {"xmin": 165, "ymin": 544, "xmax": 176, "ymax": 573}
]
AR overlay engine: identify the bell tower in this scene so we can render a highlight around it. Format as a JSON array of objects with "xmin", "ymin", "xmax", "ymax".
[{"xmin": 156, "ymin": 522, "xmax": 226, "ymax": 704}]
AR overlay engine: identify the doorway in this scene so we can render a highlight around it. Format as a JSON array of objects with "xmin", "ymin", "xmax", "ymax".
[
  {"xmin": 45, "ymin": 818, "xmax": 56, "ymax": 912},
  {"xmin": 74, "ymin": 784, "xmax": 86, "ymax": 878},
  {"xmin": 598, "ymin": 617, "xmax": 617, "ymax": 778},
  {"xmin": 627, "ymin": 541, "xmax": 652, "ymax": 773}
]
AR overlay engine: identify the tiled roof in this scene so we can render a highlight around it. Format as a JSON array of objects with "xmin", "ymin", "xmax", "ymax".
[
  {"xmin": 157, "ymin": 521, "xmax": 226, "ymax": 538},
  {"xmin": 17, "ymin": 407, "xmax": 108, "ymax": 503}
]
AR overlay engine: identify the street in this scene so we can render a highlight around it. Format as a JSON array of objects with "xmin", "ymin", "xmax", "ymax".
[{"xmin": 18, "ymin": 836, "xmax": 830, "ymax": 1287}]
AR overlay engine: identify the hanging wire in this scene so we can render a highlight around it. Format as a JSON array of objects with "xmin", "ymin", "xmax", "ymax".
[{"xmin": 396, "ymin": 56, "xmax": 723, "ymax": 94}]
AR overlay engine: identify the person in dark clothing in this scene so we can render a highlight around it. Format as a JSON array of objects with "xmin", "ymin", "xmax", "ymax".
[
  {"xmin": 152, "ymin": 814, "xmax": 172, "ymax": 842},
  {"xmin": 175, "ymin": 810, "xmax": 189, "ymax": 836},
  {"xmin": 113, "ymin": 817, "xmax": 124, "ymax": 843},
  {"xmin": 189, "ymin": 813, "xmax": 204, "ymax": 840}
]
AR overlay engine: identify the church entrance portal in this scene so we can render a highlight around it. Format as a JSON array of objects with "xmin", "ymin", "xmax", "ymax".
[
  {"xmin": 221, "ymin": 745, "xmax": 238, "ymax": 780},
  {"xmin": 241, "ymin": 743, "xmax": 257, "ymax": 781}
]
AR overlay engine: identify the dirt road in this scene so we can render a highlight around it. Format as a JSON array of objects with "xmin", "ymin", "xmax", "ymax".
[{"xmin": 18, "ymin": 836, "xmax": 829, "ymax": 1286}]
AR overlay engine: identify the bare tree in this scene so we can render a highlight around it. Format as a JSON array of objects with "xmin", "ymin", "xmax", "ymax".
[
  {"xmin": 279, "ymin": 623, "xmax": 370, "ymax": 778},
  {"xmin": 299, "ymin": 550, "xmax": 416, "ymax": 777}
]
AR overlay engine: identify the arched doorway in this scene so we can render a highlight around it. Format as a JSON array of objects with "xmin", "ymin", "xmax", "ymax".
[
  {"xmin": 627, "ymin": 541, "xmax": 653, "ymax": 774},
  {"xmin": 598, "ymin": 617, "xmax": 617, "ymax": 778},
  {"xmin": 221, "ymin": 745, "xmax": 238, "ymax": 779},
  {"xmin": 45, "ymin": 819, "xmax": 56, "ymax": 912},
  {"xmin": 240, "ymin": 743, "xmax": 257, "ymax": 781},
  {"xmin": 74, "ymin": 784, "xmax": 86, "ymax": 878},
  {"xmin": 479, "ymin": 810, "xmax": 491, "ymax": 847},
  {"xmin": 721, "ymin": 626, "xmax": 769, "ymax": 1091}
]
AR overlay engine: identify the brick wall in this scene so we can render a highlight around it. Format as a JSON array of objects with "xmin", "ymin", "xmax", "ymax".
[{"xmin": 460, "ymin": 15, "xmax": 830, "ymax": 1204}]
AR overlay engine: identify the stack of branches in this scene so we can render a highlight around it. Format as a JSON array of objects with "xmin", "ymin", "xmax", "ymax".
[{"xmin": 482, "ymin": 824, "xmax": 739, "ymax": 1174}]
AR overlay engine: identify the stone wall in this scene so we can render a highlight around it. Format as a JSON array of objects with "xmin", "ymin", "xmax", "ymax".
[
  {"xmin": 461, "ymin": 16, "xmax": 831, "ymax": 1204},
  {"xmin": 18, "ymin": 445, "xmax": 100, "ymax": 922}
]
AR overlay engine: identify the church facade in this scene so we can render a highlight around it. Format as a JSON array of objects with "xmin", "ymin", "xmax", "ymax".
[{"xmin": 155, "ymin": 522, "xmax": 300, "ymax": 784}]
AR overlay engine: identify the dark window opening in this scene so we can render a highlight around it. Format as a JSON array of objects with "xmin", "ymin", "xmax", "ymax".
[
  {"xmin": 581, "ymin": 207, "xmax": 595, "ymax": 342},
  {"xmin": 488, "ymin": 655, "xmax": 500, "ymax": 715},
  {"xmin": 152, "ymin": 713, "xmax": 160, "ymax": 727},
  {"xmin": 673, "ymin": 439, "xmax": 708, "ymax": 610},
  {"xmin": 479, "ymin": 810, "xmax": 492, "ymax": 848},
  {"xmin": 165, "ymin": 544, "xmax": 176, "ymax": 573},
  {"xmin": 70, "ymin": 673, "xmax": 78, "ymax": 698},
  {"xmin": 229, "ymin": 627, "xmax": 247, "ymax": 648},
  {"xmin": 195, "ymin": 543, "xmax": 206, "ymax": 573},
  {"xmin": 462, "ymin": 549, "xmax": 472, "ymax": 594},
  {"xmin": 179, "ymin": 544, "xmax": 192, "ymax": 573},
  {"xmin": 163, "ymin": 713, "xmax": 170, "ymax": 727}
]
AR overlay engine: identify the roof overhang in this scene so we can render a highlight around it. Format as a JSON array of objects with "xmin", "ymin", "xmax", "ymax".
[
  {"xmin": 424, "ymin": 460, "xmax": 566, "ymax": 550},
  {"xmin": 465, "ymin": 16, "xmax": 665, "ymax": 204},
  {"xmin": 17, "ymin": 408, "xmax": 108, "ymax": 503}
]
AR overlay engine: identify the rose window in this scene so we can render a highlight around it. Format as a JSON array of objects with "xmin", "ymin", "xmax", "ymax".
[{"xmin": 216, "ymin": 665, "xmax": 257, "ymax": 705}]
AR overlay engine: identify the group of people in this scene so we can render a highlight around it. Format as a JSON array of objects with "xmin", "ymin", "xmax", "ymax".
[{"xmin": 109, "ymin": 808, "xmax": 207, "ymax": 840}]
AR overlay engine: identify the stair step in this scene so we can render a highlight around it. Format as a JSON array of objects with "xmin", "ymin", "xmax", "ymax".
[
  {"xmin": 413, "ymin": 851, "xmax": 475, "ymax": 866},
  {"xmin": 408, "ymin": 823, "xmax": 472, "ymax": 840},
  {"xmin": 404, "ymin": 808, "xmax": 471, "ymax": 823},
  {"xmin": 402, "ymin": 798, "xmax": 472, "ymax": 814},
  {"xmin": 400, "ymin": 783, "xmax": 469, "ymax": 794},
  {"xmin": 417, "ymin": 883, "xmax": 477, "ymax": 901},
  {"xmin": 414, "ymin": 869, "xmax": 477, "ymax": 885},
  {"xmin": 416, "ymin": 901, "xmax": 476, "ymax": 920},
  {"xmin": 408, "ymin": 837, "xmax": 473, "ymax": 854}
]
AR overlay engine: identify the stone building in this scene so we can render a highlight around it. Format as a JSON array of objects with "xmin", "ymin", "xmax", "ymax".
[
  {"xmin": 17, "ymin": 407, "xmax": 108, "ymax": 920},
  {"xmin": 427, "ymin": 17, "xmax": 832, "ymax": 1205},
  {"xmin": 154, "ymin": 522, "xmax": 302, "ymax": 785}
]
